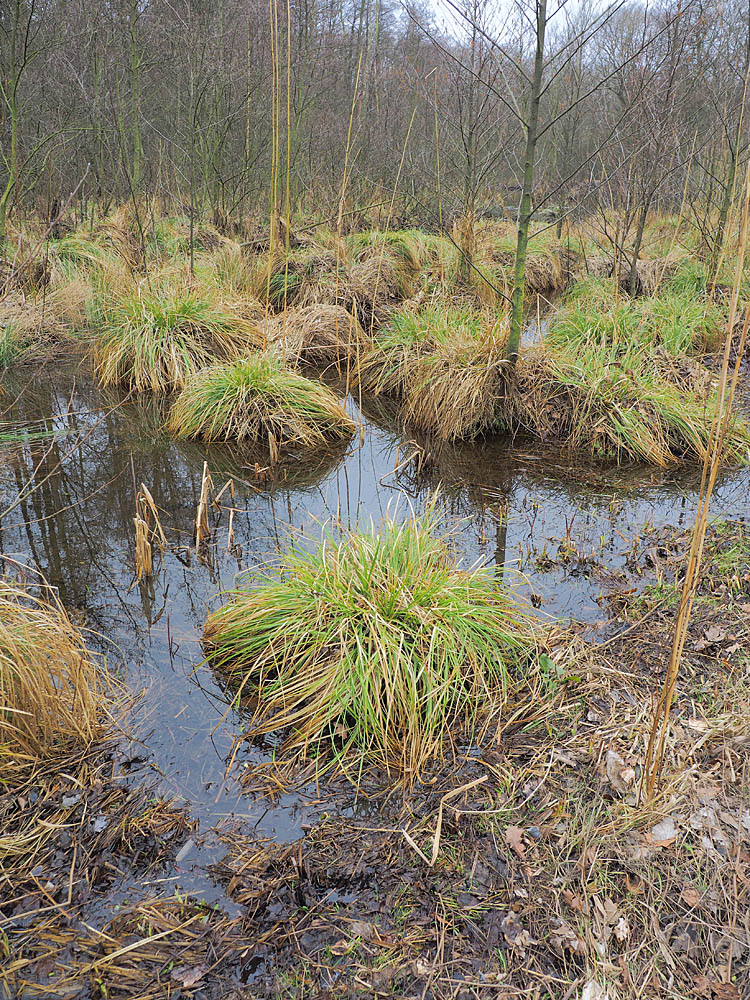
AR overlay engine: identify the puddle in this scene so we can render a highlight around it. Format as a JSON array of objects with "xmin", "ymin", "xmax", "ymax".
[{"xmin": 2, "ymin": 361, "xmax": 749, "ymax": 904}]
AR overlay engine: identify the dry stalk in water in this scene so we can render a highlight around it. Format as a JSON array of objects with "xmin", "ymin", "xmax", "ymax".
[
  {"xmin": 133, "ymin": 484, "xmax": 167, "ymax": 580},
  {"xmin": 644, "ymin": 168, "xmax": 750, "ymax": 797},
  {"xmin": 195, "ymin": 461, "xmax": 214, "ymax": 548}
]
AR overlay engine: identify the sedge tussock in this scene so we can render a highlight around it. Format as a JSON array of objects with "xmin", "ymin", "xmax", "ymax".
[
  {"xmin": 252, "ymin": 239, "xmax": 351, "ymax": 312},
  {"xmin": 167, "ymin": 352, "xmax": 355, "ymax": 447},
  {"xmin": 347, "ymin": 229, "xmax": 428, "ymax": 275},
  {"xmin": 203, "ymin": 509, "xmax": 540, "ymax": 779},
  {"xmin": 94, "ymin": 285, "xmax": 263, "ymax": 393},
  {"xmin": 0, "ymin": 580, "xmax": 103, "ymax": 773},
  {"xmin": 503, "ymin": 342, "xmax": 750, "ymax": 467},
  {"xmin": 280, "ymin": 303, "xmax": 368, "ymax": 367},
  {"xmin": 550, "ymin": 277, "xmax": 724, "ymax": 355},
  {"xmin": 357, "ymin": 303, "xmax": 507, "ymax": 439},
  {"xmin": 402, "ymin": 341, "xmax": 505, "ymax": 441},
  {"xmin": 0, "ymin": 291, "xmax": 86, "ymax": 365},
  {"xmin": 198, "ymin": 240, "xmax": 263, "ymax": 303}
]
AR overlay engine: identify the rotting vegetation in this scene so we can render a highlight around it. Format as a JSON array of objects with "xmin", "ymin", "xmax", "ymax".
[
  {"xmin": 0, "ymin": 573, "xmax": 196, "ymax": 1000},
  {"xmin": 2, "ymin": 503, "xmax": 749, "ymax": 997},
  {"xmin": 4, "ymin": 0, "xmax": 750, "ymax": 992}
]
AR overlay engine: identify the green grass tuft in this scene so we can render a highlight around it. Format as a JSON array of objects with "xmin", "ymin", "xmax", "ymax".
[
  {"xmin": 167, "ymin": 352, "xmax": 355, "ymax": 446},
  {"xmin": 357, "ymin": 304, "xmax": 506, "ymax": 439},
  {"xmin": 504, "ymin": 341, "xmax": 750, "ymax": 466},
  {"xmin": 94, "ymin": 285, "xmax": 262, "ymax": 392},
  {"xmin": 203, "ymin": 508, "xmax": 540, "ymax": 778},
  {"xmin": 549, "ymin": 279, "xmax": 723, "ymax": 355}
]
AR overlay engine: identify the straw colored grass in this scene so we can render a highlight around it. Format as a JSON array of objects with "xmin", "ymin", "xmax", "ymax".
[
  {"xmin": 357, "ymin": 303, "xmax": 507, "ymax": 439},
  {"xmin": 204, "ymin": 509, "xmax": 540, "ymax": 777},
  {"xmin": 0, "ymin": 580, "xmax": 103, "ymax": 774},
  {"xmin": 0, "ymin": 292, "xmax": 79, "ymax": 365},
  {"xmin": 346, "ymin": 229, "xmax": 428, "ymax": 298},
  {"xmin": 167, "ymin": 352, "xmax": 355, "ymax": 447},
  {"xmin": 94, "ymin": 285, "xmax": 263, "ymax": 392},
  {"xmin": 276, "ymin": 303, "xmax": 368, "ymax": 366}
]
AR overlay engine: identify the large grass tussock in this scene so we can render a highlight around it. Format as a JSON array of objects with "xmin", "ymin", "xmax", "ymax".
[
  {"xmin": 167, "ymin": 352, "xmax": 355, "ymax": 447},
  {"xmin": 504, "ymin": 343, "xmax": 749, "ymax": 466},
  {"xmin": 94, "ymin": 286, "xmax": 263, "ymax": 392},
  {"xmin": 264, "ymin": 303, "xmax": 368, "ymax": 367},
  {"xmin": 358, "ymin": 304, "xmax": 506, "ymax": 440},
  {"xmin": 204, "ymin": 510, "xmax": 539, "ymax": 777}
]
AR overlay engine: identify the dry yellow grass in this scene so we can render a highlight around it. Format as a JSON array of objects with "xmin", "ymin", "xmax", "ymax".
[{"xmin": 0, "ymin": 579, "xmax": 103, "ymax": 770}]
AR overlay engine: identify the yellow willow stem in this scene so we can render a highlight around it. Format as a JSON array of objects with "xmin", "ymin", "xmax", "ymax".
[{"xmin": 643, "ymin": 164, "xmax": 750, "ymax": 798}]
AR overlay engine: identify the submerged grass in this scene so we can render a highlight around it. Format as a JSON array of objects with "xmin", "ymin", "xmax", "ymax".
[
  {"xmin": 204, "ymin": 509, "xmax": 540, "ymax": 778},
  {"xmin": 94, "ymin": 285, "xmax": 262, "ymax": 392},
  {"xmin": 167, "ymin": 352, "xmax": 355, "ymax": 447}
]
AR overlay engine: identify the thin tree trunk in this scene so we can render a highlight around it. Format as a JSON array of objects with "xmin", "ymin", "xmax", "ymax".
[
  {"xmin": 628, "ymin": 198, "xmax": 650, "ymax": 296},
  {"xmin": 506, "ymin": 0, "xmax": 547, "ymax": 367}
]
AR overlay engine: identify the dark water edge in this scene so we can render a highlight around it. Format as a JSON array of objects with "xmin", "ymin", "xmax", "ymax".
[{"xmin": 2, "ymin": 359, "xmax": 749, "ymax": 912}]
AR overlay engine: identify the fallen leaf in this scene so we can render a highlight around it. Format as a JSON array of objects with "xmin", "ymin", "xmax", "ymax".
[
  {"xmin": 563, "ymin": 888, "xmax": 584, "ymax": 912},
  {"xmin": 504, "ymin": 825, "xmax": 526, "ymax": 859},
  {"xmin": 694, "ymin": 975, "xmax": 714, "ymax": 998},
  {"xmin": 549, "ymin": 918, "xmax": 586, "ymax": 957},
  {"xmin": 625, "ymin": 874, "xmax": 644, "ymax": 894},
  {"xmin": 646, "ymin": 816, "xmax": 678, "ymax": 847},
  {"xmin": 329, "ymin": 938, "xmax": 354, "ymax": 956},
  {"xmin": 605, "ymin": 750, "xmax": 635, "ymax": 795},
  {"xmin": 174, "ymin": 838, "xmax": 195, "ymax": 864},
  {"xmin": 171, "ymin": 963, "xmax": 207, "ymax": 988},
  {"xmin": 613, "ymin": 915, "xmax": 630, "ymax": 942},
  {"xmin": 581, "ymin": 979, "xmax": 610, "ymax": 1000},
  {"xmin": 671, "ymin": 922, "xmax": 700, "ymax": 955},
  {"xmin": 693, "ymin": 977, "xmax": 741, "ymax": 1000},
  {"xmin": 348, "ymin": 919, "xmax": 375, "ymax": 940},
  {"xmin": 704, "ymin": 625, "xmax": 726, "ymax": 643},
  {"xmin": 501, "ymin": 911, "xmax": 533, "ymax": 950},
  {"xmin": 680, "ymin": 885, "xmax": 701, "ymax": 907}
]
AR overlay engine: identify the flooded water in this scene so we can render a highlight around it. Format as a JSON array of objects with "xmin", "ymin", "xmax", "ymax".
[{"xmin": 2, "ymin": 360, "xmax": 749, "ymax": 899}]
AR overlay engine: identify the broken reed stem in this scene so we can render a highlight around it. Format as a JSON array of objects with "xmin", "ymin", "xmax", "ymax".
[
  {"xmin": 195, "ymin": 462, "xmax": 214, "ymax": 548},
  {"xmin": 133, "ymin": 484, "xmax": 167, "ymax": 580},
  {"xmin": 643, "ymin": 166, "xmax": 750, "ymax": 798}
]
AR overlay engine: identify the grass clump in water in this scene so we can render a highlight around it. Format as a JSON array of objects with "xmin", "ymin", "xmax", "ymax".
[
  {"xmin": 505, "ymin": 341, "xmax": 749, "ymax": 466},
  {"xmin": 167, "ymin": 352, "xmax": 355, "ymax": 446},
  {"xmin": 0, "ymin": 580, "xmax": 103, "ymax": 778},
  {"xmin": 203, "ymin": 509, "xmax": 540, "ymax": 778},
  {"xmin": 358, "ymin": 303, "xmax": 506, "ymax": 440},
  {"xmin": 94, "ymin": 285, "xmax": 262, "ymax": 392}
]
